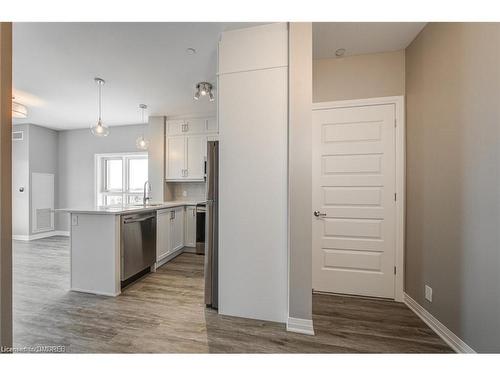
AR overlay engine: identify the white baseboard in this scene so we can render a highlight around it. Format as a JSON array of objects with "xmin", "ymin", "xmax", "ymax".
[
  {"xmin": 286, "ymin": 317, "xmax": 315, "ymax": 336},
  {"xmin": 403, "ymin": 293, "xmax": 475, "ymax": 353},
  {"xmin": 182, "ymin": 246, "xmax": 197, "ymax": 254},
  {"xmin": 13, "ymin": 230, "xmax": 70, "ymax": 241},
  {"xmin": 155, "ymin": 248, "xmax": 184, "ymax": 268}
]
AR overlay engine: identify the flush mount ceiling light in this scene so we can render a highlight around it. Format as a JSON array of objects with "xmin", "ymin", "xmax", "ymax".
[
  {"xmin": 335, "ymin": 48, "xmax": 346, "ymax": 57},
  {"xmin": 90, "ymin": 78, "xmax": 109, "ymax": 137},
  {"xmin": 186, "ymin": 47, "xmax": 197, "ymax": 55},
  {"xmin": 136, "ymin": 104, "xmax": 149, "ymax": 150},
  {"xmin": 12, "ymin": 97, "xmax": 28, "ymax": 119},
  {"xmin": 194, "ymin": 82, "xmax": 214, "ymax": 102}
]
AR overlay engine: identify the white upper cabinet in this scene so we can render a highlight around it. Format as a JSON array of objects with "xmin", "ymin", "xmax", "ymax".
[
  {"xmin": 166, "ymin": 136, "xmax": 186, "ymax": 180},
  {"xmin": 166, "ymin": 116, "xmax": 217, "ymax": 136},
  {"xmin": 186, "ymin": 135, "xmax": 207, "ymax": 180},
  {"xmin": 165, "ymin": 115, "xmax": 216, "ymax": 182}
]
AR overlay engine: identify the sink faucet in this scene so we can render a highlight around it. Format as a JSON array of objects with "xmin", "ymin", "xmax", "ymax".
[{"xmin": 143, "ymin": 181, "xmax": 152, "ymax": 205}]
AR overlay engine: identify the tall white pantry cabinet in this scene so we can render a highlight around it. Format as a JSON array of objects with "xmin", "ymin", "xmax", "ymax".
[{"xmin": 217, "ymin": 23, "xmax": 289, "ymax": 323}]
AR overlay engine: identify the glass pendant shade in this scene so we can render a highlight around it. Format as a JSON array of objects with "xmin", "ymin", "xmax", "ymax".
[
  {"xmin": 90, "ymin": 78, "xmax": 109, "ymax": 137},
  {"xmin": 136, "ymin": 135, "xmax": 149, "ymax": 150},
  {"xmin": 91, "ymin": 119, "xmax": 109, "ymax": 137}
]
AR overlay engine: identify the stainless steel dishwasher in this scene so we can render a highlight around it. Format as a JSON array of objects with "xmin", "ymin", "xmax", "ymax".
[{"xmin": 121, "ymin": 211, "xmax": 156, "ymax": 285}]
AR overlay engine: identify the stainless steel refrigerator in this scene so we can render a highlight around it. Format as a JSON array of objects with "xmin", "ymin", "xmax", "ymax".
[{"xmin": 204, "ymin": 141, "xmax": 218, "ymax": 309}]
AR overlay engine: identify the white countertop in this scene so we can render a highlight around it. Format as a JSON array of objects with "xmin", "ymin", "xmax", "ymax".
[{"xmin": 57, "ymin": 200, "xmax": 205, "ymax": 215}]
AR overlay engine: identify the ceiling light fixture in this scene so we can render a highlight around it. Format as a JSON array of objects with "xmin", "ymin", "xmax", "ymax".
[
  {"xmin": 335, "ymin": 48, "xmax": 346, "ymax": 57},
  {"xmin": 194, "ymin": 82, "xmax": 214, "ymax": 102},
  {"xmin": 12, "ymin": 98, "xmax": 28, "ymax": 119},
  {"xmin": 136, "ymin": 104, "xmax": 149, "ymax": 150},
  {"xmin": 186, "ymin": 48, "xmax": 197, "ymax": 55},
  {"xmin": 90, "ymin": 78, "xmax": 109, "ymax": 137}
]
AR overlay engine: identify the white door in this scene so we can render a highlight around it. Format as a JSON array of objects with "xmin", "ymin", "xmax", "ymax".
[
  {"xmin": 312, "ymin": 104, "xmax": 396, "ymax": 299},
  {"xmin": 157, "ymin": 209, "xmax": 172, "ymax": 261},
  {"xmin": 186, "ymin": 135, "xmax": 206, "ymax": 180},
  {"xmin": 166, "ymin": 136, "xmax": 185, "ymax": 180},
  {"xmin": 184, "ymin": 206, "xmax": 196, "ymax": 248}
]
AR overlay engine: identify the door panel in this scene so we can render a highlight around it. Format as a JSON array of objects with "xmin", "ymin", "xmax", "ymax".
[
  {"xmin": 172, "ymin": 207, "xmax": 185, "ymax": 252},
  {"xmin": 186, "ymin": 135, "xmax": 206, "ymax": 180},
  {"xmin": 156, "ymin": 209, "xmax": 171, "ymax": 261},
  {"xmin": 166, "ymin": 136, "xmax": 185, "ymax": 180},
  {"xmin": 312, "ymin": 104, "xmax": 396, "ymax": 299}
]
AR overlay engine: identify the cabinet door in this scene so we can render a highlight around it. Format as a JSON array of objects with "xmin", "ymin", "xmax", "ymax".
[
  {"xmin": 186, "ymin": 135, "xmax": 206, "ymax": 180},
  {"xmin": 205, "ymin": 117, "xmax": 218, "ymax": 133},
  {"xmin": 184, "ymin": 118, "xmax": 206, "ymax": 134},
  {"xmin": 184, "ymin": 206, "xmax": 196, "ymax": 247},
  {"xmin": 172, "ymin": 207, "xmax": 185, "ymax": 252},
  {"xmin": 157, "ymin": 209, "xmax": 172, "ymax": 261},
  {"xmin": 166, "ymin": 136, "xmax": 186, "ymax": 180},
  {"xmin": 166, "ymin": 120, "xmax": 188, "ymax": 135}
]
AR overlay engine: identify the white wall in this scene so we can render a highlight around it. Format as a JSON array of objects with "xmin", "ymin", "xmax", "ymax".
[
  {"xmin": 57, "ymin": 124, "xmax": 146, "ymax": 231},
  {"xmin": 218, "ymin": 23, "xmax": 289, "ymax": 323},
  {"xmin": 313, "ymin": 50, "xmax": 405, "ymax": 103}
]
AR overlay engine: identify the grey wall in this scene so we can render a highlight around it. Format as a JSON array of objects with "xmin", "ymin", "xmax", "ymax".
[
  {"xmin": 313, "ymin": 50, "xmax": 405, "ymax": 103},
  {"xmin": 288, "ymin": 23, "xmax": 313, "ymax": 322},
  {"xmin": 405, "ymin": 23, "xmax": 500, "ymax": 352},
  {"xmin": 12, "ymin": 123, "xmax": 58, "ymax": 237},
  {"xmin": 12, "ymin": 124, "xmax": 29, "ymax": 237},
  {"xmin": 28, "ymin": 124, "xmax": 58, "ymax": 235},
  {"xmin": 57, "ymin": 124, "xmax": 146, "ymax": 231}
]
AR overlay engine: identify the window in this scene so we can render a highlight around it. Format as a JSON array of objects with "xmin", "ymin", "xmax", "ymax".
[{"xmin": 95, "ymin": 153, "xmax": 148, "ymax": 206}]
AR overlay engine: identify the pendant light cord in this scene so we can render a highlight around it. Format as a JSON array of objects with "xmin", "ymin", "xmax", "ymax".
[{"xmin": 98, "ymin": 81, "xmax": 102, "ymax": 123}]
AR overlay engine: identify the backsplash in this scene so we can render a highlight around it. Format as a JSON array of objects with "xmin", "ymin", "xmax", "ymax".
[{"xmin": 166, "ymin": 181, "xmax": 206, "ymax": 201}]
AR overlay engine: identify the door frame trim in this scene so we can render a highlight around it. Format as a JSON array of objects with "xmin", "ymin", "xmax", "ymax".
[{"xmin": 312, "ymin": 96, "xmax": 405, "ymax": 302}]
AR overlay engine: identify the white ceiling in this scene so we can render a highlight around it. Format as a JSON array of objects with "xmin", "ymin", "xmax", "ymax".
[
  {"xmin": 313, "ymin": 22, "xmax": 426, "ymax": 59},
  {"xmin": 13, "ymin": 22, "xmax": 261, "ymax": 130},
  {"xmin": 14, "ymin": 22, "xmax": 426, "ymax": 130}
]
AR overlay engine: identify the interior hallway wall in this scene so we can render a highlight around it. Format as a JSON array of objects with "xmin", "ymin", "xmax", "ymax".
[
  {"xmin": 28, "ymin": 124, "xmax": 58, "ymax": 235},
  {"xmin": 56, "ymin": 124, "xmax": 146, "ymax": 231},
  {"xmin": 288, "ymin": 22, "xmax": 313, "ymax": 326},
  {"xmin": 313, "ymin": 50, "xmax": 405, "ymax": 102},
  {"xmin": 12, "ymin": 124, "xmax": 29, "ymax": 237},
  {"xmin": 405, "ymin": 22, "xmax": 500, "ymax": 352}
]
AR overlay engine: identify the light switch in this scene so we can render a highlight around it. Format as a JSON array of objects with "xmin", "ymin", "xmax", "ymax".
[{"xmin": 71, "ymin": 215, "xmax": 78, "ymax": 226}]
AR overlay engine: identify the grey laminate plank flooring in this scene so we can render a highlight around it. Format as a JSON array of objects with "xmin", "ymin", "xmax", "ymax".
[{"xmin": 13, "ymin": 236, "xmax": 453, "ymax": 353}]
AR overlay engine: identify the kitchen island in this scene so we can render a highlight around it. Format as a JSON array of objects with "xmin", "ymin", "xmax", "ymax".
[{"xmin": 58, "ymin": 201, "xmax": 203, "ymax": 296}]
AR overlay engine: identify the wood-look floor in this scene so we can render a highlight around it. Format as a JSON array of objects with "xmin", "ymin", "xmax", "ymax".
[{"xmin": 13, "ymin": 236, "xmax": 453, "ymax": 353}]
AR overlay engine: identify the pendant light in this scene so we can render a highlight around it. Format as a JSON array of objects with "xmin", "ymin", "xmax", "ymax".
[
  {"xmin": 136, "ymin": 104, "xmax": 149, "ymax": 150},
  {"xmin": 90, "ymin": 78, "xmax": 109, "ymax": 137},
  {"xmin": 194, "ymin": 82, "xmax": 214, "ymax": 102}
]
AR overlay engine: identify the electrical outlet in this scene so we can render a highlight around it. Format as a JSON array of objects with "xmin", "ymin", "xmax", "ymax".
[
  {"xmin": 71, "ymin": 215, "xmax": 78, "ymax": 226},
  {"xmin": 425, "ymin": 285, "xmax": 433, "ymax": 302},
  {"xmin": 182, "ymin": 190, "xmax": 187, "ymax": 197}
]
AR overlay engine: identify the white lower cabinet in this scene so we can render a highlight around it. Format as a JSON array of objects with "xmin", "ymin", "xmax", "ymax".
[
  {"xmin": 157, "ymin": 209, "xmax": 172, "ymax": 262},
  {"xmin": 184, "ymin": 206, "xmax": 196, "ymax": 248},
  {"xmin": 156, "ymin": 206, "xmax": 185, "ymax": 263},
  {"xmin": 171, "ymin": 206, "xmax": 185, "ymax": 252}
]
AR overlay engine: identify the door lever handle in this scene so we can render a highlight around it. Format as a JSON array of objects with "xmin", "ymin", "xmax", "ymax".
[{"xmin": 313, "ymin": 211, "xmax": 326, "ymax": 217}]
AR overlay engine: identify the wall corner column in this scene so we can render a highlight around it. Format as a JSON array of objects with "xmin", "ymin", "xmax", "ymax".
[{"xmin": 287, "ymin": 22, "xmax": 314, "ymax": 335}]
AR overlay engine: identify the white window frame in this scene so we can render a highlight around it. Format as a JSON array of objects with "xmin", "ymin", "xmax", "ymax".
[{"xmin": 94, "ymin": 152, "xmax": 148, "ymax": 206}]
